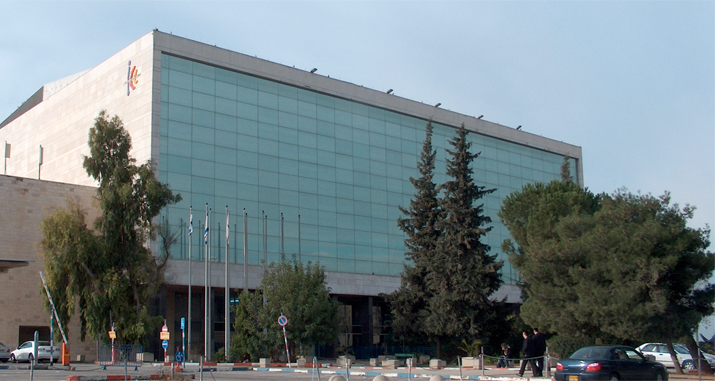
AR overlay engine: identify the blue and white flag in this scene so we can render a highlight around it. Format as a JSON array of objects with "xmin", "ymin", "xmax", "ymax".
[
  {"xmin": 204, "ymin": 209, "xmax": 209, "ymax": 244},
  {"xmin": 188, "ymin": 208, "xmax": 193, "ymax": 236}
]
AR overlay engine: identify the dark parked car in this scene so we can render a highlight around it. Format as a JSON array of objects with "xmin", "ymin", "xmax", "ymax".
[{"xmin": 555, "ymin": 345, "xmax": 668, "ymax": 381}]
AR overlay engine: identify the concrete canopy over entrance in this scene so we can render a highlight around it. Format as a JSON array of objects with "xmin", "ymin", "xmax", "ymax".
[{"xmin": 0, "ymin": 259, "xmax": 31, "ymax": 273}]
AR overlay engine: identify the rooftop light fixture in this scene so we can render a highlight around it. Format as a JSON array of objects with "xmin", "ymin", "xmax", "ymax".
[
  {"xmin": 477, "ymin": 115, "xmax": 484, "ymax": 119},
  {"xmin": 386, "ymin": 89, "xmax": 393, "ymax": 94},
  {"xmin": 435, "ymin": 103, "xmax": 441, "ymax": 107},
  {"xmin": 310, "ymin": 68, "xmax": 317, "ymax": 73},
  {"xmin": 516, "ymin": 125, "xmax": 522, "ymax": 130}
]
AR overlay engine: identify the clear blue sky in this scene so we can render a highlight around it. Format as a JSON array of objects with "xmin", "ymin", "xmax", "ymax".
[{"xmin": 2, "ymin": 1, "xmax": 713, "ymax": 337}]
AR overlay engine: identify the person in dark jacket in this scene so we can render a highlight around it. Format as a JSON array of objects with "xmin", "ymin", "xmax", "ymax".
[
  {"xmin": 532, "ymin": 328, "xmax": 547, "ymax": 377},
  {"xmin": 497, "ymin": 343, "xmax": 511, "ymax": 368},
  {"xmin": 518, "ymin": 330, "xmax": 537, "ymax": 377}
]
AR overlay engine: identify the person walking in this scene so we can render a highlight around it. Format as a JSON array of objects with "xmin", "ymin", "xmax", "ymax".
[
  {"xmin": 518, "ymin": 331, "xmax": 537, "ymax": 377},
  {"xmin": 532, "ymin": 328, "xmax": 546, "ymax": 377}
]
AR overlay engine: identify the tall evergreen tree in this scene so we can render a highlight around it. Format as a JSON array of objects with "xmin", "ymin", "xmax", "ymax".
[
  {"xmin": 560, "ymin": 156, "xmax": 572, "ymax": 182},
  {"xmin": 389, "ymin": 120, "xmax": 441, "ymax": 339},
  {"xmin": 426, "ymin": 124, "xmax": 502, "ymax": 356}
]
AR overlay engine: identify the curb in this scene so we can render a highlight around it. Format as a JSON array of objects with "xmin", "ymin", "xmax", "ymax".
[{"xmin": 67, "ymin": 375, "xmax": 196, "ymax": 380}]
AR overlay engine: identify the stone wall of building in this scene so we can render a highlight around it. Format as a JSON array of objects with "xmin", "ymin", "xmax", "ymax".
[{"xmin": 0, "ymin": 175, "xmax": 99, "ymax": 360}]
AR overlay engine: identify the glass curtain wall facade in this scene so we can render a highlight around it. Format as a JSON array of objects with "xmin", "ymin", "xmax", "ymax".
[{"xmin": 158, "ymin": 53, "xmax": 576, "ymax": 284}]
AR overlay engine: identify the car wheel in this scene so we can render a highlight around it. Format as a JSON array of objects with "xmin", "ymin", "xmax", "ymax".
[
  {"xmin": 10, "ymin": 354, "xmax": 16, "ymax": 363},
  {"xmin": 28, "ymin": 353, "xmax": 34, "ymax": 362},
  {"xmin": 655, "ymin": 371, "xmax": 665, "ymax": 381},
  {"xmin": 682, "ymin": 359, "xmax": 695, "ymax": 370},
  {"xmin": 609, "ymin": 373, "xmax": 620, "ymax": 381}
]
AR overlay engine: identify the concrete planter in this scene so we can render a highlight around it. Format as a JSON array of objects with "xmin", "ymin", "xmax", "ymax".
[
  {"xmin": 337, "ymin": 355, "xmax": 355, "ymax": 367},
  {"xmin": 382, "ymin": 359, "xmax": 404, "ymax": 369},
  {"xmin": 429, "ymin": 359, "xmax": 446, "ymax": 370},
  {"xmin": 259, "ymin": 358, "xmax": 271, "ymax": 367},
  {"xmin": 462, "ymin": 356, "xmax": 482, "ymax": 369},
  {"xmin": 297, "ymin": 357, "xmax": 307, "ymax": 367}
]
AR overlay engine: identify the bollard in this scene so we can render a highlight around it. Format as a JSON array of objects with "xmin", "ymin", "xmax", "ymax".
[
  {"xmin": 407, "ymin": 357, "xmax": 412, "ymax": 381},
  {"xmin": 312, "ymin": 356, "xmax": 321, "ymax": 381},
  {"xmin": 458, "ymin": 356, "xmax": 463, "ymax": 380},
  {"xmin": 199, "ymin": 355, "xmax": 203, "ymax": 381},
  {"xmin": 346, "ymin": 357, "xmax": 351, "ymax": 381}
]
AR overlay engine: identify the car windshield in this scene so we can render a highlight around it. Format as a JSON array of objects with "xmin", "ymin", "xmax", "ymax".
[
  {"xmin": 673, "ymin": 344, "xmax": 690, "ymax": 355},
  {"xmin": 571, "ymin": 347, "xmax": 608, "ymax": 360}
]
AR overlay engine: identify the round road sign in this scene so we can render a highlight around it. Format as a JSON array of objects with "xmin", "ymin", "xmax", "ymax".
[
  {"xmin": 277, "ymin": 315, "xmax": 288, "ymax": 326},
  {"xmin": 162, "ymin": 340, "xmax": 169, "ymax": 349}
]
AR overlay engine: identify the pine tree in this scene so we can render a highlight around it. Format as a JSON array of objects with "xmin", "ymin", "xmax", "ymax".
[
  {"xmin": 500, "ymin": 182, "xmax": 714, "ymax": 373},
  {"xmin": 389, "ymin": 120, "xmax": 441, "ymax": 339},
  {"xmin": 560, "ymin": 156, "xmax": 572, "ymax": 182},
  {"xmin": 427, "ymin": 124, "xmax": 502, "ymax": 356}
]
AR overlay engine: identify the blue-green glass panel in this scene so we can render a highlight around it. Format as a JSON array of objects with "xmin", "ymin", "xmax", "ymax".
[
  {"xmin": 216, "ymin": 98, "xmax": 237, "ymax": 117},
  {"xmin": 237, "ymin": 86, "xmax": 258, "ymax": 105},
  {"xmin": 317, "ymin": 165, "xmax": 336, "ymax": 182},
  {"xmin": 167, "ymin": 136, "xmax": 191, "ymax": 157},
  {"xmin": 169, "ymin": 70, "xmax": 192, "ymax": 90},
  {"xmin": 193, "ymin": 76, "xmax": 215, "ymax": 95}
]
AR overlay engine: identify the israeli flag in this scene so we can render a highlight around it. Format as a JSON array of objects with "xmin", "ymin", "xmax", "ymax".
[
  {"xmin": 204, "ymin": 210, "xmax": 209, "ymax": 244},
  {"xmin": 188, "ymin": 210, "xmax": 193, "ymax": 236}
]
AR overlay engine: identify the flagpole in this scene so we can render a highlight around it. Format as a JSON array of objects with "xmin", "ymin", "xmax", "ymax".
[
  {"xmin": 224, "ymin": 206, "xmax": 230, "ymax": 362},
  {"xmin": 188, "ymin": 207, "xmax": 193, "ymax": 362},
  {"xmin": 298, "ymin": 214, "xmax": 302, "ymax": 263},
  {"xmin": 263, "ymin": 212, "xmax": 267, "ymax": 306},
  {"xmin": 204, "ymin": 204, "xmax": 210, "ymax": 360},
  {"xmin": 243, "ymin": 209, "xmax": 248, "ymax": 293}
]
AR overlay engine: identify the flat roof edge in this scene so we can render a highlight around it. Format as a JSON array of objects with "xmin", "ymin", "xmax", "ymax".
[{"xmin": 152, "ymin": 31, "xmax": 581, "ymax": 158}]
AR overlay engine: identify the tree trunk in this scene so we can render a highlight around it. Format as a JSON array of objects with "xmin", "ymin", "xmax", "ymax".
[
  {"xmin": 684, "ymin": 335, "xmax": 714, "ymax": 375},
  {"xmin": 436, "ymin": 336, "xmax": 442, "ymax": 359},
  {"xmin": 666, "ymin": 342, "xmax": 683, "ymax": 374}
]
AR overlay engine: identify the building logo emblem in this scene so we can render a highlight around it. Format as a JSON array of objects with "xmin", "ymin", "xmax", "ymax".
[{"xmin": 126, "ymin": 60, "xmax": 140, "ymax": 96}]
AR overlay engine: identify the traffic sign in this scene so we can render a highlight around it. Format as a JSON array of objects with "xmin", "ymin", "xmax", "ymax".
[
  {"xmin": 160, "ymin": 324, "xmax": 170, "ymax": 340},
  {"xmin": 278, "ymin": 315, "xmax": 288, "ymax": 326},
  {"xmin": 175, "ymin": 351, "xmax": 184, "ymax": 364},
  {"xmin": 181, "ymin": 317, "xmax": 185, "ymax": 330},
  {"xmin": 162, "ymin": 340, "xmax": 168, "ymax": 349}
]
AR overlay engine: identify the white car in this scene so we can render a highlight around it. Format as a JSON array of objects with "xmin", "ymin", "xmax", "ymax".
[
  {"xmin": 0, "ymin": 341, "xmax": 10, "ymax": 362},
  {"xmin": 10, "ymin": 341, "xmax": 60, "ymax": 363},
  {"xmin": 637, "ymin": 342, "xmax": 715, "ymax": 370}
]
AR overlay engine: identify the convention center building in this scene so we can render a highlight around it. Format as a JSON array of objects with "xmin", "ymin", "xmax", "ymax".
[{"xmin": 0, "ymin": 30, "xmax": 582, "ymax": 360}]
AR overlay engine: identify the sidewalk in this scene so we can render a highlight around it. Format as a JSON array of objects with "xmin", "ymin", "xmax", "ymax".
[{"xmin": 178, "ymin": 361, "xmax": 555, "ymax": 380}]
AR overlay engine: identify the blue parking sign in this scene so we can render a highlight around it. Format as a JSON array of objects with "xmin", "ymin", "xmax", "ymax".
[
  {"xmin": 181, "ymin": 317, "xmax": 185, "ymax": 330},
  {"xmin": 175, "ymin": 351, "xmax": 184, "ymax": 364},
  {"xmin": 162, "ymin": 340, "xmax": 168, "ymax": 349}
]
